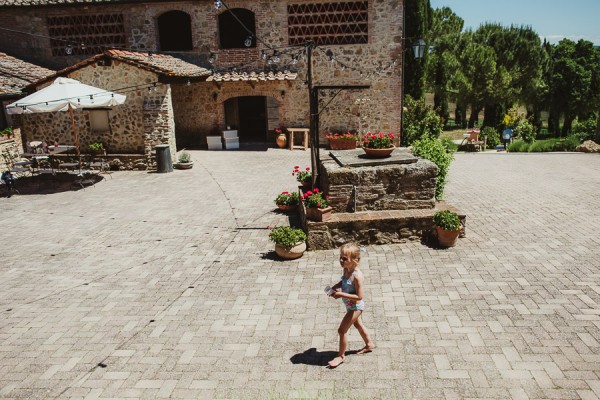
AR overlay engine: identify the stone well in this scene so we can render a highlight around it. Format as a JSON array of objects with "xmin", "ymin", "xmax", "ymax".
[{"xmin": 301, "ymin": 148, "xmax": 466, "ymax": 250}]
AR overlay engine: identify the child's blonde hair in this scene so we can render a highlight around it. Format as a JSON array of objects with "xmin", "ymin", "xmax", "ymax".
[{"xmin": 340, "ymin": 243, "xmax": 361, "ymax": 262}]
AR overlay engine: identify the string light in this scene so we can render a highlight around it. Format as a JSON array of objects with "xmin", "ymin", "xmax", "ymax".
[
  {"xmin": 244, "ymin": 35, "xmax": 253, "ymax": 47},
  {"xmin": 65, "ymin": 44, "xmax": 73, "ymax": 55},
  {"xmin": 208, "ymin": 52, "xmax": 216, "ymax": 64},
  {"xmin": 214, "ymin": 0, "xmax": 222, "ymax": 9}
]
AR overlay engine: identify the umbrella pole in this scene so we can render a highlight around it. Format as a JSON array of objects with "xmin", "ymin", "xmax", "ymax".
[{"xmin": 68, "ymin": 104, "xmax": 82, "ymax": 169}]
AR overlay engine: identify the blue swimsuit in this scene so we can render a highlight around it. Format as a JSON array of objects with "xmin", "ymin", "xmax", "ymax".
[{"xmin": 341, "ymin": 272, "xmax": 365, "ymax": 311}]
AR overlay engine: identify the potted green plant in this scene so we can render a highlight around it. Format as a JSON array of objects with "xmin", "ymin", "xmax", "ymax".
[
  {"xmin": 302, "ymin": 188, "xmax": 332, "ymax": 222},
  {"xmin": 88, "ymin": 141, "xmax": 105, "ymax": 156},
  {"xmin": 268, "ymin": 226, "xmax": 307, "ymax": 259},
  {"xmin": 274, "ymin": 191, "xmax": 300, "ymax": 212},
  {"xmin": 432, "ymin": 210, "xmax": 462, "ymax": 247},
  {"xmin": 174, "ymin": 151, "xmax": 193, "ymax": 169},
  {"xmin": 361, "ymin": 131, "xmax": 396, "ymax": 157},
  {"xmin": 292, "ymin": 165, "xmax": 312, "ymax": 187},
  {"xmin": 326, "ymin": 131, "xmax": 359, "ymax": 150}
]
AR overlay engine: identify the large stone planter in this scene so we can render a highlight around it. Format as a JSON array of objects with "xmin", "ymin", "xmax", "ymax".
[{"xmin": 275, "ymin": 242, "xmax": 306, "ymax": 259}]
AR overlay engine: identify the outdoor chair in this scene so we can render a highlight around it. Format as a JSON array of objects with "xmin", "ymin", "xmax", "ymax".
[{"xmin": 460, "ymin": 129, "xmax": 485, "ymax": 151}]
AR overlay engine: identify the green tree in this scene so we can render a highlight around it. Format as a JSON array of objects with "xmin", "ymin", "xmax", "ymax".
[
  {"xmin": 548, "ymin": 39, "xmax": 600, "ymax": 136},
  {"xmin": 426, "ymin": 7, "xmax": 463, "ymax": 123},
  {"xmin": 404, "ymin": 0, "xmax": 432, "ymax": 99}
]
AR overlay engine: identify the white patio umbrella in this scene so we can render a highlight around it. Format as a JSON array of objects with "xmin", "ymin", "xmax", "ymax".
[{"xmin": 5, "ymin": 77, "xmax": 127, "ymax": 167}]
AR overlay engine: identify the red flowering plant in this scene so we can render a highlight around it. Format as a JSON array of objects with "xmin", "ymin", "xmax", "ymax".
[
  {"xmin": 325, "ymin": 131, "xmax": 359, "ymax": 141},
  {"xmin": 292, "ymin": 166, "xmax": 311, "ymax": 184},
  {"xmin": 302, "ymin": 188, "xmax": 329, "ymax": 209},
  {"xmin": 275, "ymin": 126, "xmax": 286, "ymax": 134},
  {"xmin": 361, "ymin": 132, "xmax": 395, "ymax": 149},
  {"xmin": 274, "ymin": 191, "xmax": 300, "ymax": 206}
]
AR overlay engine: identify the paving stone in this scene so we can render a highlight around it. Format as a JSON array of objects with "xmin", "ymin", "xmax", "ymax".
[{"xmin": 0, "ymin": 150, "xmax": 599, "ymax": 398}]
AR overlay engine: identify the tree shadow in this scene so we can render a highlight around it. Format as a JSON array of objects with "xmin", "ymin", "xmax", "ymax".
[
  {"xmin": 290, "ymin": 348, "xmax": 339, "ymax": 366},
  {"xmin": 1, "ymin": 173, "xmax": 103, "ymax": 197}
]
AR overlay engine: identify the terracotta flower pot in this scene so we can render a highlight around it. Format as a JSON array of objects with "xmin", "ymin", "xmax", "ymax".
[
  {"xmin": 362, "ymin": 146, "xmax": 395, "ymax": 158},
  {"xmin": 435, "ymin": 225, "xmax": 461, "ymax": 247},
  {"xmin": 276, "ymin": 133, "xmax": 287, "ymax": 148},
  {"xmin": 328, "ymin": 138, "xmax": 357, "ymax": 150},
  {"xmin": 277, "ymin": 204, "xmax": 298, "ymax": 213},
  {"xmin": 174, "ymin": 162, "xmax": 193, "ymax": 169},
  {"xmin": 305, "ymin": 206, "xmax": 333, "ymax": 222},
  {"xmin": 275, "ymin": 242, "xmax": 306, "ymax": 259}
]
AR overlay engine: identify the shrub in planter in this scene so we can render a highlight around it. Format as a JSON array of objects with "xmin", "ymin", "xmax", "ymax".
[
  {"xmin": 481, "ymin": 126, "xmax": 501, "ymax": 149},
  {"xmin": 433, "ymin": 210, "xmax": 461, "ymax": 247},
  {"xmin": 268, "ymin": 226, "xmax": 307, "ymax": 259}
]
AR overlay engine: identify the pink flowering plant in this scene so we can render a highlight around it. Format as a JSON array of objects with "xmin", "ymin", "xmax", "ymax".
[
  {"xmin": 302, "ymin": 188, "xmax": 329, "ymax": 209},
  {"xmin": 292, "ymin": 166, "xmax": 311, "ymax": 183},
  {"xmin": 361, "ymin": 131, "xmax": 395, "ymax": 149},
  {"xmin": 325, "ymin": 132, "xmax": 359, "ymax": 141},
  {"xmin": 274, "ymin": 191, "xmax": 300, "ymax": 206}
]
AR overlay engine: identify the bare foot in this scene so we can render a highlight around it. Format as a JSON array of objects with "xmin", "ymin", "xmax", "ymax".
[
  {"xmin": 327, "ymin": 356, "xmax": 345, "ymax": 368},
  {"xmin": 356, "ymin": 344, "xmax": 375, "ymax": 355}
]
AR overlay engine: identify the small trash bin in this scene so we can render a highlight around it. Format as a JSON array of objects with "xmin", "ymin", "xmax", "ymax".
[{"xmin": 155, "ymin": 144, "xmax": 173, "ymax": 173}]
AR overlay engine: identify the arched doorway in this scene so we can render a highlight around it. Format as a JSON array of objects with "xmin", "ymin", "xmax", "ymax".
[{"xmin": 224, "ymin": 96, "xmax": 278, "ymax": 143}]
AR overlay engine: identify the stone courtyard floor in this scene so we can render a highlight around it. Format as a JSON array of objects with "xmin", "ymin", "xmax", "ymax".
[{"xmin": 0, "ymin": 148, "xmax": 599, "ymax": 399}]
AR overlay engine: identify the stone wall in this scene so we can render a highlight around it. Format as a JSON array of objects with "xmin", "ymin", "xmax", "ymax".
[
  {"xmin": 13, "ymin": 62, "xmax": 176, "ymax": 166},
  {"xmin": 0, "ymin": 0, "xmax": 405, "ymax": 146},
  {"xmin": 0, "ymin": 128, "xmax": 23, "ymax": 172}
]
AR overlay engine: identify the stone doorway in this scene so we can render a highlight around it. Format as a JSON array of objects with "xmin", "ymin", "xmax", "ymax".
[{"xmin": 224, "ymin": 96, "xmax": 269, "ymax": 143}]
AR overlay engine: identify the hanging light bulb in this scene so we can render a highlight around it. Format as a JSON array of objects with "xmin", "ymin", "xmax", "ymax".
[
  {"xmin": 147, "ymin": 52, "xmax": 153, "ymax": 61},
  {"xmin": 65, "ymin": 44, "xmax": 73, "ymax": 55},
  {"xmin": 244, "ymin": 35, "xmax": 252, "ymax": 47},
  {"xmin": 291, "ymin": 54, "xmax": 299, "ymax": 65},
  {"xmin": 208, "ymin": 52, "xmax": 216, "ymax": 64},
  {"xmin": 80, "ymin": 42, "xmax": 86, "ymax": 50},
  {"xmin": 187, "ymin": 79, "xmax": 191, "ymax": 86},
  {"xmin": 214, "ymin": 0, "xmax": 222, "ymax": 9},
  {"xmin": 261, "ymin": 51, "xmax": 267, "ymax": 61},
  {"xmin": 272, "ymin": 50, "xmax": 280, "ymax": 64}
]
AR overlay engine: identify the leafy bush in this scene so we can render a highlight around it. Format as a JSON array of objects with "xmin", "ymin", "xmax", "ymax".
[
  {"xmin": 411, "ymin": 136, "xmax": 455, "ymax": 200},
  {"xmin": 402, "ymin": 95, "xmax": 443, "ymax": 146},
  {"xmin": 433, "ymin": 210, "xmax": 461, "ymax": 231},
  {"xmin": 268, "ymin": 226, "xmax": 307, "ymax": 248},
  {"xmin": 178, "ymin": 151, "xmax": 191, "ymax": 163},
  {"xmin": 361, "ymin": 132, "xmax": 395, "ymax": 149},
  {"xmin": 88, "ymin": 142, "xmax": 104, "ymax": 152},
  {"xmin": 571, "ymin": 117, "xmax": 597, "ymax": 142},
  {"xmin": 274, "ymin": 191, "xmax": 300, "ymax": 206},
  {"xmin": 440, "ymin": 137, "xmax": 458, "ymax": 153},
  {"xmin": 481, "ymin": 126, "xmax": 500, "ymax": 149},
  {"xmin": 508, "ymin": 137, "xmax": 580, "ymax": 152},
  {"xmin": 292, "ymin": 166, "xmax": 311, "ymax": 183},
  {"xmin": 302, "ymin": 188, "xmax": 329, "ymax": 208},
  {"xmin": 514, "ymin": 120, "xmax": 536, "ymax": 144}
]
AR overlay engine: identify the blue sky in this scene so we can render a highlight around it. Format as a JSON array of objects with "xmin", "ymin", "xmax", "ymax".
[{"xmin": 429, "ymin": 0, "xmax": 600, "ymax": 45}]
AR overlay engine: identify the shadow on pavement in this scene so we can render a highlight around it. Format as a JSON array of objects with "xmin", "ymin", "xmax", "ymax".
[
  {"xmin": 1, "ymin": 173, "xmax": 104, "ymax": 197},
  {"xmin": 290, "ymin": 348, "xmax": 338, "ymax": 366}
]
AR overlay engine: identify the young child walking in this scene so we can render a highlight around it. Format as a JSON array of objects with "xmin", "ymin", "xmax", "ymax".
[{"xmin": 327, "ymin": 243, "xmax": 375, "ymax": 368}]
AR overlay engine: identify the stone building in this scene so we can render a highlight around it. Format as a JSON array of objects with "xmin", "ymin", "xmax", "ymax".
[{"xmin": 0, "ymin": 0, "xmax": 405, "ymax": 157}]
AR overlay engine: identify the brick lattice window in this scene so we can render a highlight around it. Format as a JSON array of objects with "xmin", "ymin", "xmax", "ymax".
[
  {"xmin": 288, "ymin": 1, "xmax": 368, "ymax": 46},
  {"xmin": 47, "ymin": 14, "xmax": 126, "ymax": 56}
]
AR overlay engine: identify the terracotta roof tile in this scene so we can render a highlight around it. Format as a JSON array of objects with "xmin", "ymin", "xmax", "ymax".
[
  {"xmin": 0, "ymin": 52, "xmax": 54, "ymax": 95},
  {"xmin": 207, "ymin": 70, "xmax": 298, "ymax": 82},
  {"xmin": 107, "ymin": 50, "xmax": 211, "ymax": 78}
]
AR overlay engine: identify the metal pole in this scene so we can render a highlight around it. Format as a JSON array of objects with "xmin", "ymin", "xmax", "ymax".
[
  {"xmin": 307, "ymin": 42, "xmax": 318, "ymax": 189},
  {"xmin": 68, "ymin": 104, "xmax": 82, "ymax": 169}
]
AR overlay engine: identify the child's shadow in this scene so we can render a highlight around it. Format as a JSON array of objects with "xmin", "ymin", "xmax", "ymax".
[{"xmin": 290, "ymin": 348, "xmax": 340, "ymax": 366}]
